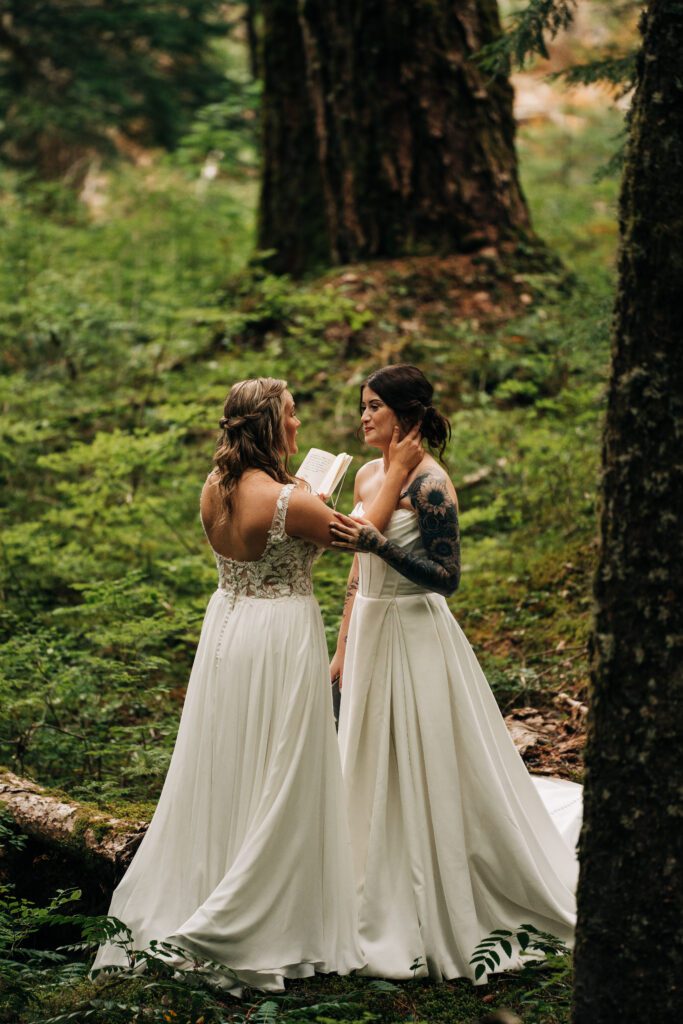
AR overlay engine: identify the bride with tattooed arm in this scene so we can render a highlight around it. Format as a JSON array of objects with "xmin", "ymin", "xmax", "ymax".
[{"xmin": 329, "ymin": 363, "xmax": 582, "ymax": 984}]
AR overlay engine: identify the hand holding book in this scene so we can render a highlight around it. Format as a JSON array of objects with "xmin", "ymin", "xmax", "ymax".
[{"xmin": 296, "ymin": 448, "xmax": 353, "ymax": 506}]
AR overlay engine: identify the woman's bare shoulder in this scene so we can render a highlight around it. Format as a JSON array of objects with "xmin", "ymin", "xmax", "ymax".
[
  {"xmin": 356, "ymin": 458, "xmax": 383, "ymax": 479},
  {"xmin": 355, "ymin": 459, "xmax": 382, "ymax": 486},
  {"xmin": 404, "ymin": 458, "xmax": 458, "ymax": 507},
  {"xmin": 239, "ymin": 469, "xmax": 285, "ymax": 494},
  {"xmin": 353, "ymin": 458, "xmax": 383, "ymax": 502},
  {"xmin": 200, "ymin": 468, "xmax": 220, "ymax": 506},
  {"xmin": 201, "ymin": 470, "xmax": 281, "ymax": 517}
]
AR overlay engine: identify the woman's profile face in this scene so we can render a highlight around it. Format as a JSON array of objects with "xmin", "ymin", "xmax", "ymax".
[
  {"xmin": 282, "ymin": 390, "xmax": 301, "ymax": 454},
  {"xmin": 360, "ymin": 386, "xmax": 400, "ymax": 448}
]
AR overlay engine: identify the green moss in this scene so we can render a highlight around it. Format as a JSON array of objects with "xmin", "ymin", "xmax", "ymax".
[{"xmin": 95, "ymin": 799, "xmax": 156, "ymax": 822}]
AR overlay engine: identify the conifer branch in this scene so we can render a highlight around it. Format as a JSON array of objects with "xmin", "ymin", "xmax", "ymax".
[
  {"xmin": 477, "ymin": 0, "xmax": 639, "ymax": 99},
  {"xmin": 551, "ymin": 52, "xmax": 637, "ymax": 96},
  {"xmin": 478, "ymin": 0, "xmax": 577, "ymax": 73}
]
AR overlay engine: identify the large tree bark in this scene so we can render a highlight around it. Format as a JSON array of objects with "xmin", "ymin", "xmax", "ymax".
[
  {"xmin": 258, "ymin": 0, "xmax": 331, "ymax": 273},
  {"xmin": 259, "ymin": 0, "xmax": 531, "ymax": 275},
  {"xmin": 573, "ymin": 1, "xmax": 683, "ymax": 1019}
]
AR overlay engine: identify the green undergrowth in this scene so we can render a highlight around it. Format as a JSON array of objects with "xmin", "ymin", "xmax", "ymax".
[
  {"xmin": 1, "ymin": 971, "xmax": 575, "ymax": 1024},
  {"xmin": 0, "ymin": 93, "xmax": 620, "ymax": 810},
  {"xmin": 0, "ymin": 882, "xmax": 573, "ymax": 1024}
]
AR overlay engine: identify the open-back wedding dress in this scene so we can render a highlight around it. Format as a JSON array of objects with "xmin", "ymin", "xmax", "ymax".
[
  {"xmin": 338, "ymin": 504, "xmax": 582, "ymax": 983},
  {"xmin": 93, "ymin": 484, "xmax": 363, "ymax": 991}
]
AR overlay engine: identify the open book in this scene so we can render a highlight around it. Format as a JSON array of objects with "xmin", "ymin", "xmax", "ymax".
[{"xmin": 296, "ymin": 448, "xmax": 353, "ymax": 504}]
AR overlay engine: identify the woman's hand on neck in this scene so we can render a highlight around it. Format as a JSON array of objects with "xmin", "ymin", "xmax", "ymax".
[{"xmin": 384, "ymin": 424, "xmax": 424, "ymax": 477}]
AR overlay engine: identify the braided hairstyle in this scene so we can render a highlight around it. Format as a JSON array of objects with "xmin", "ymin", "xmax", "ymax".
[
  {"xmin": 214, "ymin": 377, "xmax": 294, "ymax": 514},
  {"xmin": 360, "ymin": 364, "xmax": 451, "ymax": 463}
]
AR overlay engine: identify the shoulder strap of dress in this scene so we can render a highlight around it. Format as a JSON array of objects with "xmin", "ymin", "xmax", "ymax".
[{"xmin": 269, "ymin": 482, "xmax": 296, "ymax": 542}]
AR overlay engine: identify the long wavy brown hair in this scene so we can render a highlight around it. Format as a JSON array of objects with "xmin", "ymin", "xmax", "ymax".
[{"xmin": 214, "ymin": 377, "xmax": 294, "ymax": 514}]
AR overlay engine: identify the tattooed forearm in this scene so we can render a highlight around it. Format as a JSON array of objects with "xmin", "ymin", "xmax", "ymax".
[
  {"xmin": 344, "ymin": 574, "xmax": 359, "ymax": 605},
  {"xmin": 341, "ymin": 574, "xmax": 359, "ymax": 616},
  {"xmin": 337, "ymin": 571, "xmax": 359, "ymax": 650},
  {"xmin": 358, "ymin": 473, "xmax": 460, "ymax": 596}
]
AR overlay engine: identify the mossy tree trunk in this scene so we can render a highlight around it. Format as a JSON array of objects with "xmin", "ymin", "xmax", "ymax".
[
  {"xmin": 573, "ymin": 2, "xmax": 683, "ymax": 1019},
  {"xmin": 258, "ymin": 0, "xmax": 531, "ymax": 275}
]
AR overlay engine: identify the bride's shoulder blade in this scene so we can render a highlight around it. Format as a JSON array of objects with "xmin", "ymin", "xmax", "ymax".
[{"xmin": 200, "ymin": 471, "xmax": 283, "ymax": 550}]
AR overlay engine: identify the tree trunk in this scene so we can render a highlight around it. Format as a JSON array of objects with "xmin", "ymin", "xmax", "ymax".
[
  {"xmin": 245, "ymin": 0, "xmax": 261, "ymax": 80},
  {"xmin": 258, "ymin": 0, "xmax": 331, "ymax": 273},
  {"xmin": 0, "ymin": 770, "xmax": 146, "ymax": 877},
  {"xmin": 258, "ymin": 0, "xmax": 531, "ymax": 275},
  {"xmin": 573, "ymin": 2, "xmax": 683, "ymax": 1019}
]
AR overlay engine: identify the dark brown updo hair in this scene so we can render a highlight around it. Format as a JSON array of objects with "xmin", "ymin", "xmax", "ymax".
[
  {"xmin": 360, "ymin": 364, "xmax": 451, "ymax": 463},
  {"xmin": 214, "ymin": 377, "xmax": 294, "ymax": 514}
]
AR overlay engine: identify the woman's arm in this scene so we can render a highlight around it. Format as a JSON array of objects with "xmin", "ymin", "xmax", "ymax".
[
  {"xmin": 329, "ymin": 555, "xmax": 359, "ymax": 690},
  {"xmin": 285, "ymin": 481, "xmax": 354, "ymax": 546},
  {"xmin": 329, "ymin": 462, "xmax": 366, "ymax": 688},
  {"xmin": 330, "ymin": 472, "xmax": 461, "ymax": 597},
  {"xmin": 361, "ymin": 426, "xmax": 424, "ymax": 531}
]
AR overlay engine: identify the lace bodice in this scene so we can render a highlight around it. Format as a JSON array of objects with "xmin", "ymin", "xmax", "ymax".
[{"xmin": 209, "ymin": 483, "xmax": 319, "ymax": 599}]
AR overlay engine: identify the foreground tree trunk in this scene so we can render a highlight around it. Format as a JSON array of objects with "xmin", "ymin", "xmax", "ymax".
[
  {"xmin": 573, "ymin": 1, "xmax": 683, "ymax": 1019},
  {"xmin": 259, "ymin": 0, "xmax": 531, "ymax": 274}
]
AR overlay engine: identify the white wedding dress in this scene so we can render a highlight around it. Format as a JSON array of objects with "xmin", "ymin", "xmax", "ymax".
[
  {"xmin": 338, "ymin": 505, "xmax": 582, "ymax": 982},
  {"xmin": 93, "ymin": 484, "xmax": 363, "ymax": 991}
]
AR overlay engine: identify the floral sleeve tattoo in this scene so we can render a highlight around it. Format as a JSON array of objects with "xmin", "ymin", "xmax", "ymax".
[{"xmin": 356, "ymin": 473, "xmax": 460, "ymax": 596}]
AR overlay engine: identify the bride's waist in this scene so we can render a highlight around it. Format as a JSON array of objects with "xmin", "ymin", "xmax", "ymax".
[
  {"xmin": 356, "ymin": 585, "xmax": 442, "ymax": 601},
  {"xmin": 358, "ymin": 548, "xmax": 432, "ymax": 598},
  {"xmin": 214, "ymin": 588, "xmax": 315, "ymax": 603},
  {"xmin": 357, "ymin": 566, "xmax": 433, "ymax": 599}
]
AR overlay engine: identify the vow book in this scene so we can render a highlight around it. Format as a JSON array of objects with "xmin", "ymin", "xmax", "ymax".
[{"xmin": 296, "ymin": 448, "xmax": 353, "ymax": 505}]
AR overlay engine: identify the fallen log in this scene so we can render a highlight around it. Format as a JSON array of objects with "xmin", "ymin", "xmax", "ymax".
[
  {"xmin": 1, "ymin": 702, "xmax": 581, "ymax": 884},
  {"xmin": 0, "ymin": 770, "xmax": 148, "ymax": 878}
]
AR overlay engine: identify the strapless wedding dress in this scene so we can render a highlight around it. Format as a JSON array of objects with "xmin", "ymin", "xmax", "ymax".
[
  {"xmin": 338, "ymin": 504, "xmax": 582, "ymax": 982},
  {"xmin": 93, "ymin": 484, "xmax": 363, "ymax": 992}
]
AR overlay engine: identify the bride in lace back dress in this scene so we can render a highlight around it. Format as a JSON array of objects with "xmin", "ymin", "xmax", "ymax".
[
  {"xmin": 93, "ymin": 378, "xmax": 385, "ymax": 992},
  {"xmin": 329, "ymin": 364, "xmax": 582, "ymax": 984}
]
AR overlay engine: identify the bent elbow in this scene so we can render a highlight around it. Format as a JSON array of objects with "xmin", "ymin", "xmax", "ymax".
[{"xmin": 443, "ymin": 572, "xmax": 460, "ymax": 598}]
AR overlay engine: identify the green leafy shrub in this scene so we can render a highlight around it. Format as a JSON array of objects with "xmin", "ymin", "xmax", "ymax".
[{"xmin": 0, "ymin": 90, "xmax": 620, "ymax": 804}]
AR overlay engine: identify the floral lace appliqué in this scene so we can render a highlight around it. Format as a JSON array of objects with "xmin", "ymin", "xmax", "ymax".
[{"xmin": 211, "ymin": 484, "xmax": 319, "ymax": 599}]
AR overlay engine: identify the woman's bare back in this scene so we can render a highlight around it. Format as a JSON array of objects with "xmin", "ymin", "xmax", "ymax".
[{"xmin": 200, "ymin": 470, "xmax": 285, "ymax": 562}]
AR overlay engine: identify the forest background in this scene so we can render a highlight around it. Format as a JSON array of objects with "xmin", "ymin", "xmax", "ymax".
[{"xmin": 0, "ymin": 1, "xmax": 641, "ymax": 1022}]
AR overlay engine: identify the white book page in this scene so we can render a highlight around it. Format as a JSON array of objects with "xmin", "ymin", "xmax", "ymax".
[
  {"xmin": 318, "ymin": 453, "xmax": 352, "ymax": 496},
  {"xmin": 296, "ymin": 448, "xmax": 336, "ymax": 492}
]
